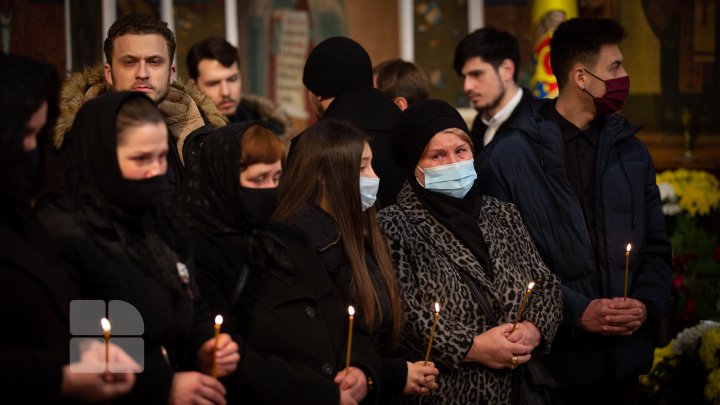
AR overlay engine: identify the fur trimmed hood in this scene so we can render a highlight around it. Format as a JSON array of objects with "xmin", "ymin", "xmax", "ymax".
[
  {"xmin": 54, "ymin": 64, "xmax": 227, "ymax": 150},
  {"xmin": 238, "ymin": 93, "xmax": 295, "ymax": 144}
]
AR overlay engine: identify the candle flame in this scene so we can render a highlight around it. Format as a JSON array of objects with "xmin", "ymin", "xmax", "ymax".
[
  {"xmin": 528, "ymin": 282, "xmax": 535, "ymax": 290},
  {"xmin": 626, "ymin": 243, "xmax": 632, "ymax": 252},
  {"xmin": 100, "ymin": 317, "xmax": 111, "ymax": 333},
  {"xmin": 434, "ymin": 302, "xmax": 440, "ymax": 313},
  {"xmin": 348, "ymin": 306, "xmax": 355, "ymax": 316},
  {"xmin": 214, "ymin": 315, "xmax": 223, "ymax": 325}
]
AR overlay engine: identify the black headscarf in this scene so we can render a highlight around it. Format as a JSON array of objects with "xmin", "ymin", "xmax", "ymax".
[
  {"xmin": 0, "ymin": 54, "xmax": 59, "ymax": 228},
  {"xmin": 176, "ymin": 122, "xmax": 278, "ymax": 233},
  {"xmin": 63, "ymin": 92, "xmax": 169, "ymax": 214},
  {"xmin": 55, "ymin": 91, "xmax": 190, "ymax": 298},
  {"xmin": 390, "ymin": 99, "xmax": 493, "ymax": 277}
]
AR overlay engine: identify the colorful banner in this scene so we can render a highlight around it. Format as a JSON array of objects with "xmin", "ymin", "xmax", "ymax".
[{"xmin": 529, "ymin": 0, "xmax": 578, "ymax": 99}]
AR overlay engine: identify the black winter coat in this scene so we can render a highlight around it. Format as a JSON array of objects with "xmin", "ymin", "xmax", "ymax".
[
  {"xmin": 190, "ymin": 221, "xmax": 381, "ymax": 404},
  {"xmin": 34, "ymin": 202, "xmax": 213, "ymax": 403},
  {"xmin": 285, "ymin": 205, "xmax": 407, "ymax": 403},
  {"xmin": 476, "ymin": 99, "xmax": 672, "ymax": 385},
  {"xmin": 0, "ymin": 221, "xmax": 71, "ymax": 403}
]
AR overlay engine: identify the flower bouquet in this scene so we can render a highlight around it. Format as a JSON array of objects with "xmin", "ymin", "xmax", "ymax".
[
  {"xmin": 656, "ymin": 169, "xmax": 720, "ymax": 327},
  {"xmin": 641, "ymin": 321, "xmax": 720, "ymax": 404}
]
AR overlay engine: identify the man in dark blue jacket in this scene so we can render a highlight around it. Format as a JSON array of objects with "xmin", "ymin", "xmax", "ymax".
[
  {"xmin": 453, "ymin": 27, "xmax": 535, "ymax": 155},
  {"xmin": 476, "ymin": 17, "xmax": 671, "ymax": 404}
]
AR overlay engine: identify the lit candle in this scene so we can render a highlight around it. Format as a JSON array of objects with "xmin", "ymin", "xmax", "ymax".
[
  {"xmin": 101, "ymin": 317, "xmax": 111, "ymax": 373},
  {"xmin": 624, "ymin": 244, "xmax": 632, "ymax": 301},
  {"xmin": 510, "ymin": 282, "xmax": 535, "ymax": 335},
  {"xmin": 345, "ymin": 306, "xmax": 355, "ymax": 375},
  {"xmin": 211, "ymin": 315, "xmax": 223, "ymax": 379},
  {"xmin": 424, "ymin": 302, "xmax": 441, "ymax": 365}
]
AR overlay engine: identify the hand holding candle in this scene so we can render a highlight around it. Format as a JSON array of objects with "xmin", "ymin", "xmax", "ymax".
[
  {"xmin": 211, "ymin": 315, "xmax": 223, "ymax": 379},
  {"xmin": 624, "ymin": 244, "xmax": 632, "ymax": 301},
  {"xmin": 510, "ymin": 282, "xmax": 535, "ymax": 335},
  {"xmin": 424, "ymin": 302, "xmax": 441, "ymax": 365},
  {"xmin": 345, "ymin": 306, "xmax": 355, "ymax": 375}
]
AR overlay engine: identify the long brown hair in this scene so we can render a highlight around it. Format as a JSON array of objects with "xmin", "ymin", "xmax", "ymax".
[{"xmin": 274, "ymin": 118, "xmax": 402, "ymax": 343}]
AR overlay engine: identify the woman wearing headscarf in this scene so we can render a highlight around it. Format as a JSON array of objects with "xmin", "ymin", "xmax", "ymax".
[
  {"xmin": 176, "ymin": 121, "xmax": 284, "ymax": 315},
  {"xmin": 274, "ymin": 118, "xmax": 439, "ymax": 404},
  {"xmin": 176, "ymin": 121, "xmax": 386, "ymax": 404},
  {"xmin": 34, "ymin": 91, "xmax": 239, "ymax": 404},
  {"xmin": 377, "ymin": 99, "xmax": 563, "ymax": 404},
  {"xmin": 0, "ymin": 54, "xmax": 138, "ymax": 404}
]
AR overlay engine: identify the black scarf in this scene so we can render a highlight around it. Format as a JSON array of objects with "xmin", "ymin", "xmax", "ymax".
[
  {"xmin": 0, "ymin": 55, "xmax": 59, "ymax": 228},
  {"xmin": 53, "ymin": 92, "xmax": 189, "ymax": 299},
  {"xmin": 176, "ymin": 122, "xmax": 277, "ymax": 233},
  {"xmin": 410, "ymin": 176, "xmax": 493, "ymax": 278}
]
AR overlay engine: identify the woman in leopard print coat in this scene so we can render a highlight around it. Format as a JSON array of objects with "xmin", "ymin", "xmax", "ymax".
[{"xmin": 377, "ymin": 100, "xmax": 562, "ymax": 404}]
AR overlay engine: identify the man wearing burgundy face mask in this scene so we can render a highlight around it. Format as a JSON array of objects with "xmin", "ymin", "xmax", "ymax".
[{"xmin": 476, "ymin": 17, "xmax": 671, "ymax": 405}]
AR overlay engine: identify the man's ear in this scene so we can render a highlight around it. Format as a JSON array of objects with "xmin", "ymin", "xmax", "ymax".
[
  {"xmin": 170, "ymin": 64, "xmax": 177, "ymax": 83},
  {"xmin": 499, "ymin": 58, "xmax": 515, "ymax": 83},
  {"xmin": 393, "ymin": 97, "xmax": 409, "ymax": 111},
  {"xmin": 571, "ymin": 64, "xmax": 587, "ymax": 90},
  {"xmin": 104, "ymin": 63, "xmax": 113, "ymax": 86},
  {"xmin": 188, "ymin": 78, "xmax": 198, "ymax": 89}
]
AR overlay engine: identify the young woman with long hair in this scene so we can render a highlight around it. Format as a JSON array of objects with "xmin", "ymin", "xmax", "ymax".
[{"xmin": 275, "ymin": 118, "xmax": 439, "ymax": 402}]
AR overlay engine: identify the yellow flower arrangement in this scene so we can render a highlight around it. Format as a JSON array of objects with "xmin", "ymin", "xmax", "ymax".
[
  {"xmin": 702, "ymin": 328, "xmax": 720, "ymax": 371},
  {"xmin": 657, "ymin": 169, "xmax": 720, "ymax": 216},
  {"xmin": 642, "ymin": 322, "xmax": 720, "ymax": 403},
  {"xmin": 707, "ymin": 369, "xmax": 720, "ymax": 404}
]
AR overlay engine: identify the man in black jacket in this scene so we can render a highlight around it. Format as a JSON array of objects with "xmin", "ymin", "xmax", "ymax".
[
  {"xmin": 476, "ymin": 18, "xmax": 671, "ymax": 405},
  {"xmin": 453, "ymin": 27, "xmax": 535, "ymax": 155},
  {"xmin": 186, "ymin": 37, "xmax": 294, "ymax": 142},
  {"xmin": 300, "ymin": 36, "xmax": 403, "ymax": 208}
]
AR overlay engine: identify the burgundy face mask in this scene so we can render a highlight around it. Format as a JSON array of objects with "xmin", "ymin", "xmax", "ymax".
[{"xmin": 583, "ymin": 68, "xmax": 630, "ymax": 115}]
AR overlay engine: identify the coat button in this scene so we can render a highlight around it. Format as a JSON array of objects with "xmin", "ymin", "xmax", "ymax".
[
  {"xmin": 322, "ymin": 363, "xmax": 334, "ymax": 376},
  {"xmin": 305, "ymin": 306, "xmax": 316, "ymax": 318}
]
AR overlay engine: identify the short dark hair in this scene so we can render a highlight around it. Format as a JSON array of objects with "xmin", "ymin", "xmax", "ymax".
[
  {"xmin": 373, "ymin": 59, "xmax": 430, "ymax": 106},
  {"xmin": 453, "ymin": 27, "xmax": 520, "ymax": 81},
  {"xmin": 550, "ymin": 17, "xmax": 627, "ymax": 89},
  {"xmin": 104, "ymin": 13, "xmax": 176, "ymax": 64},
  {"xmin": 186, "ymin": 37, "xmax": 240, "ymax": 81}
]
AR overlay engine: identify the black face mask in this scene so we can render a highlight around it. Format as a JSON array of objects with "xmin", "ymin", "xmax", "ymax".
[
  {"xmin": 240, "ymin": 187, "xmax": 278, "ymax": 226},
  {"xmin": 107, "ymin": 174, "xmax": 169, "ymax": 215},
  {"xmin": 25, "ymin": 148, "xmax": 40, "ymax": 184}
]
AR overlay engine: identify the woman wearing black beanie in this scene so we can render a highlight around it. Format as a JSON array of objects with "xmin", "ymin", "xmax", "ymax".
[{"xmin": 377, "ymin": 99, "xmax": 563, "ymax": 404}]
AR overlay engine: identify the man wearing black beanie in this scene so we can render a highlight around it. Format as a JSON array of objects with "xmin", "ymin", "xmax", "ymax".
[{"xmin": 298, "ymin": 36, "xmax": 404, "ymax": 208}]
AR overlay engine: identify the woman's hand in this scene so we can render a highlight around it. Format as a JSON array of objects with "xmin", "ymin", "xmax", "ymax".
[
  {"xmin": 197, "ymin": 333, "xmax": 240, "ymax": 377},
  {"xmin": 334, "ymin": 367, "xmax": 368, "ymax": 404},
  {"xmin": 169, "ymin": 371, "xmax": 227, "ymax": 405},
  {"xmin": 463, "ymin": 324, "xmax": 533, "ymax": 369},
  {"xmin": 61, "ymin": 365, "xmax": 136, "ymax": 402},
  {"xmin": 62, "ymin": 340, "xmax": 141, "ymax": 401},
  {"xmin": 505, "ymin": 321, "xmax": 542, "ymax": 349},
  {"xmin": 403, "ymin": 361, "xmax": 440, "ymax": 395}
]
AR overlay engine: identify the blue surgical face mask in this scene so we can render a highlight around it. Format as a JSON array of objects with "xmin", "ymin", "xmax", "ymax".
[
  {"xmin": 360, "ymin": 176, "xmax": 380, "ymax": 211},
  {"xmin": 418, "ymin": 159, "xmax": 477, "ymax": 199}
]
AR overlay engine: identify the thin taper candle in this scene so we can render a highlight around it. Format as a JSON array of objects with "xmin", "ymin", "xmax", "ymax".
[
  {"xmin": 101, "ymin": 318, "xmax": 111, "ymax": 373},
  {"xmin": 624, "ymin": 244, "xmax": 632, "ymax": 300},
  {"xmin": 211, "ymin": 315, "xmax": 223, "ymax": 378},
  {"xmin": 345, "ymin": 306, "xmax": 355, "ymax": 375},
  {"xmin": 510, "ymin": 282, "xmax": 535, "ymax": 334},
  {"xmin": 424, "ymin": 302, "xmax": 441, "ymax": 365}
]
